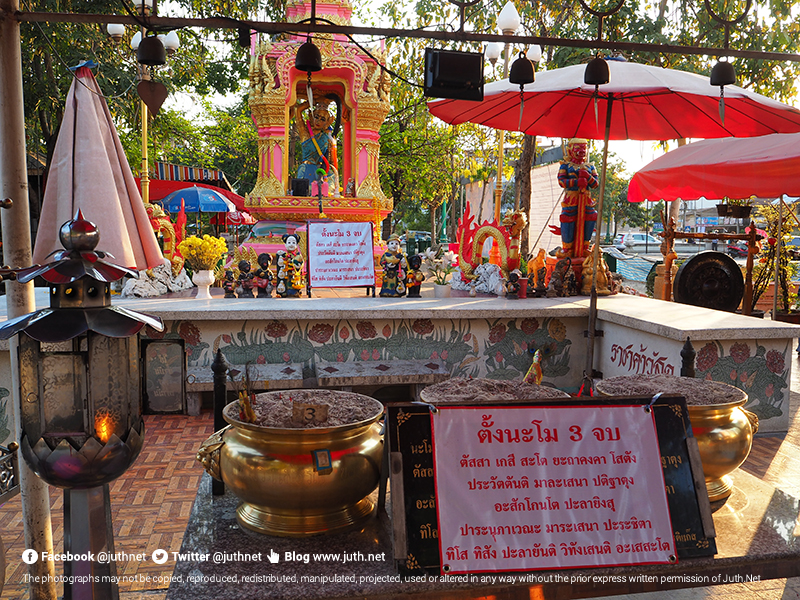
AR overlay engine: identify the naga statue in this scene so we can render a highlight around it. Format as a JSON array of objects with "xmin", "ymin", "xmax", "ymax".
[
  {"xmin": 145, "ymin": 203, "xmax": 184, "ymax": 275},
  {"xmin": 456, "ymin": 204, "xmax": 527, "ymax": 279}
]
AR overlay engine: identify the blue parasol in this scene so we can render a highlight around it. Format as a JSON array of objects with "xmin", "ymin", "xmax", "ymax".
[{"xmin": 157, "ymin": 185, "xmax": 235, "ymax": 213}]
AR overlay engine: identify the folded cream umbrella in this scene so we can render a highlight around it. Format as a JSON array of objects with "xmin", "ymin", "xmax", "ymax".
[{"xmin": 33, "ymin": 65, "xmax": 165, "ymax": 270}]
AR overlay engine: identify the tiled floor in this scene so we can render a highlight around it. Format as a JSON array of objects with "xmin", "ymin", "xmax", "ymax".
[
  {"xmin": 0, "ymin": 413, "xmax": 215, "ymax": 600},
  {"xmin": 2, "ymin": 360, "xmax": 800, "ymax": 599}
]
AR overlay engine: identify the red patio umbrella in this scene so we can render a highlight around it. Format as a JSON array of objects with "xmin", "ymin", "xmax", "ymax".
[
  {"xmin": 628, "ymin": 133, "xmax": 800, "ymax": 202},
  {"xmin": 428, "ymin": 59, "xmax": 800, "ymax": 393}
]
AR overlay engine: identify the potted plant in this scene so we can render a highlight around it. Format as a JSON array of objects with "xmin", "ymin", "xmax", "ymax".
[
  {"xmin": 177, "ymin": 234, "xmax": 228, "ymax": 299},
  {"xmin": 423, "ymin": 247, "xmax": 456, "ymax": 297},
  {"xmin": 716, "ymin": 196, "xmax": 754, "ymax": 219}
]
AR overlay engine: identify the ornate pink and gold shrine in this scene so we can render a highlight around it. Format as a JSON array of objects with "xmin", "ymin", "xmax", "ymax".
[{"xmin": 245, "ymin": 0, "xmax": 392, "ymax": 229}]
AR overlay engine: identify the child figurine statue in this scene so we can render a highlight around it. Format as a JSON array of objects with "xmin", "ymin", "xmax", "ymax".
[
  {"xmin": 236, "ymin": 259, "xmax": 255, "ymax": 298},
  {"xmin": 406, "ymin": 254, "xmax": 424, "ymax": 298},
  {"xmin": 380, "ymin": 233, "xmax": 407, "ymax": 297},
  {"xmin": 222, "ymin": 270, "xmax": 237, "ymax": 298},
  {"xmin": 253, "ymin": 253, "xmax": 274, "ymax": 298},
  {"xmin": 276, "ymin": 233, "xmax": 304, "ymax": 298}
]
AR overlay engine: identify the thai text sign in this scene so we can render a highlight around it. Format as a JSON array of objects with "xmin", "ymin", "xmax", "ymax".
[
  {"xmin": 308, "ymin": 221, "xmax": 374, "ymax": 287},
  {"xmin": 431, "ymin": 405, "xmax": 674, "ymax": 573}
]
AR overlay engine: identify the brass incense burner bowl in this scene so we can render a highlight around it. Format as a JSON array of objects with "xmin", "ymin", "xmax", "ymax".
[
  {"xmin": 197, "ymin": 391, "xmax": 383, "ymax": 537},
  {"xmin": 596, "ymin": 375, "xmax": 758, "ymax": 503}
]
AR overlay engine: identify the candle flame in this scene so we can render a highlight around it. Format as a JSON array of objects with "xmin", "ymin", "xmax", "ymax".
[{"xmin": 94, "ymin": 413, "xmax": 116, "ymax": 443}]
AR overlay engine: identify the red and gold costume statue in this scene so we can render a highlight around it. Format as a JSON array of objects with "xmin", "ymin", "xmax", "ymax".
[{"xmin": 557, "ymin": 139, "xmax": 599, "ymax": 259}]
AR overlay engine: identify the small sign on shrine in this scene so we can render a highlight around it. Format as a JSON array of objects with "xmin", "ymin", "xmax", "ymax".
[{"xmin": 307, "ymin": 221, "xmax": 375, "ymax": 290}]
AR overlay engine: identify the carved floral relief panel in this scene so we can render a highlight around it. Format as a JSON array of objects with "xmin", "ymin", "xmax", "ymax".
[{"xmin": 143, "ymin": 316, "xmax": 584, "ymax": 391}]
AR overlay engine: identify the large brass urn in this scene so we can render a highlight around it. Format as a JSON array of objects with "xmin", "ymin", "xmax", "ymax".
[
  {"xmin": 596, "ymin": 375, "xmax": 758, "ymax": 502},
  {"xmin": 198, "ymin": 390, "xmax": 383, "ymax": 537}
]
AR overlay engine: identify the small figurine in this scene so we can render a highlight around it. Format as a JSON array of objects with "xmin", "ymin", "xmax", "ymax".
[
  {"xmin": 380, "ymin": 233, "xmax": 407, "ymax": 298},
  {"xmin": 345, "ymin": 178, "xmax": 356, "ymax": 197},
  {"xmin": 253, "ymin": 253, "xmax": 273, "ymax": 298},
  {"xmin": 276, "ymin": 233, "xmax": 304, "ymax": 298},
  {"xmin": 547, "ymin": 258, "xmax": 570, "ymax": 298},
  {"xmin": 236, "ymin": 259, "xmax": 255, "ymax": 298},
  {"xmin": 406, "ymin": 254, "xmax": 424, "ymax": 298},
  {"xmin": 222, "ymin": 270, "xmax": 237, "ymax": 298},
  {"xmin": 563, "ymin": 267, "xmax": 579, "ymax": 296},
  {"xmin": 534, "ymin": 266, "xmax": 547, "ymax": 298},
  {"xmin": 580, "ymin": 251, "xmax": 612, "ymax": 296},
  {"xmin": 505, "ymin": 271, "xmax": 520, "ymax": 299}
]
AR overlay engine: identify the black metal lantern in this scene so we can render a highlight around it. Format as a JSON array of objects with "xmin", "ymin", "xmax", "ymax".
[{"xmin": 1, "ymin": 211, "xmax": 163, "ymax": 599}]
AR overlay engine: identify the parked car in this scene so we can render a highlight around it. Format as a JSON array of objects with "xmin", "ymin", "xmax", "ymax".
[{"xmin": 615, "ymin": 232, "xmax": 662, "ymax": 251}]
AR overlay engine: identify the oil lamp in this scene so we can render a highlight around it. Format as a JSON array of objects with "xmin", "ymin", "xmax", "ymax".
[{"xmin": 0, "ymin": 211, "xmax": 163, "ymax": 599}]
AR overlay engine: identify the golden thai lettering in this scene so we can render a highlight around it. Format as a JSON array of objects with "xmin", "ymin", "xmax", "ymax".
[
  {"xmin": 410, "ymin": 439, "xmax": 432, "ymax": 454},
  {"xmin": 419, "ymin": 523, "xmax": 438, "ymax": 539},
  {"xmin": 660, "ymin": 454, "xmax": 682, "ymax": 468},
  {"xmin": 674, "ymin": 530, "xmax": 697, "ymax": 542},
  {"xmin": 412, "ymin": 464, "xmax": 434, "ymax": 478},
  {"xmin": 415, "ymin": 497, "xmax": 435, "ymax": 509}
]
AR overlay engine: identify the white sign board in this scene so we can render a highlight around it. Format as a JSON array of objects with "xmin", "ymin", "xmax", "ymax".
[
  {"xmin": 432, "ymin": 405, "xmax": 675, "ymax": 573},
  {"xmin": 307, "ymin": 221, "xmax": 375, "ymax": 287}
]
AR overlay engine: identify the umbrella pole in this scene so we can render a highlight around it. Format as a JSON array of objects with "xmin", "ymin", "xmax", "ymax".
[
  {"xmin": 582, "ymin": 94, "xmax": 613, "ymax": 395},
  {"xmin": 772, "ymin": 197, "xmax": 783, "ymax": 319}
]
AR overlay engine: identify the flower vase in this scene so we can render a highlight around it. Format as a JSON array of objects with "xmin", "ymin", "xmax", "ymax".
[
  {"xmin": 192, "ymin": 269, "xmax": 215, "ymax": 300},
  {"xmin": 433, "ymin": 283, "xmax": 451, "ymax": 298}
]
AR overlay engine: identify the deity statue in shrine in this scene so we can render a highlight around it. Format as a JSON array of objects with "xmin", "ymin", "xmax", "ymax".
[
  {"xmin": 294, "ymin": 94, "xmax": 340, "ymax": 196},
  {"xmin": 556, "ymin": 138, "xmax": 599, "ymax": 259}
]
